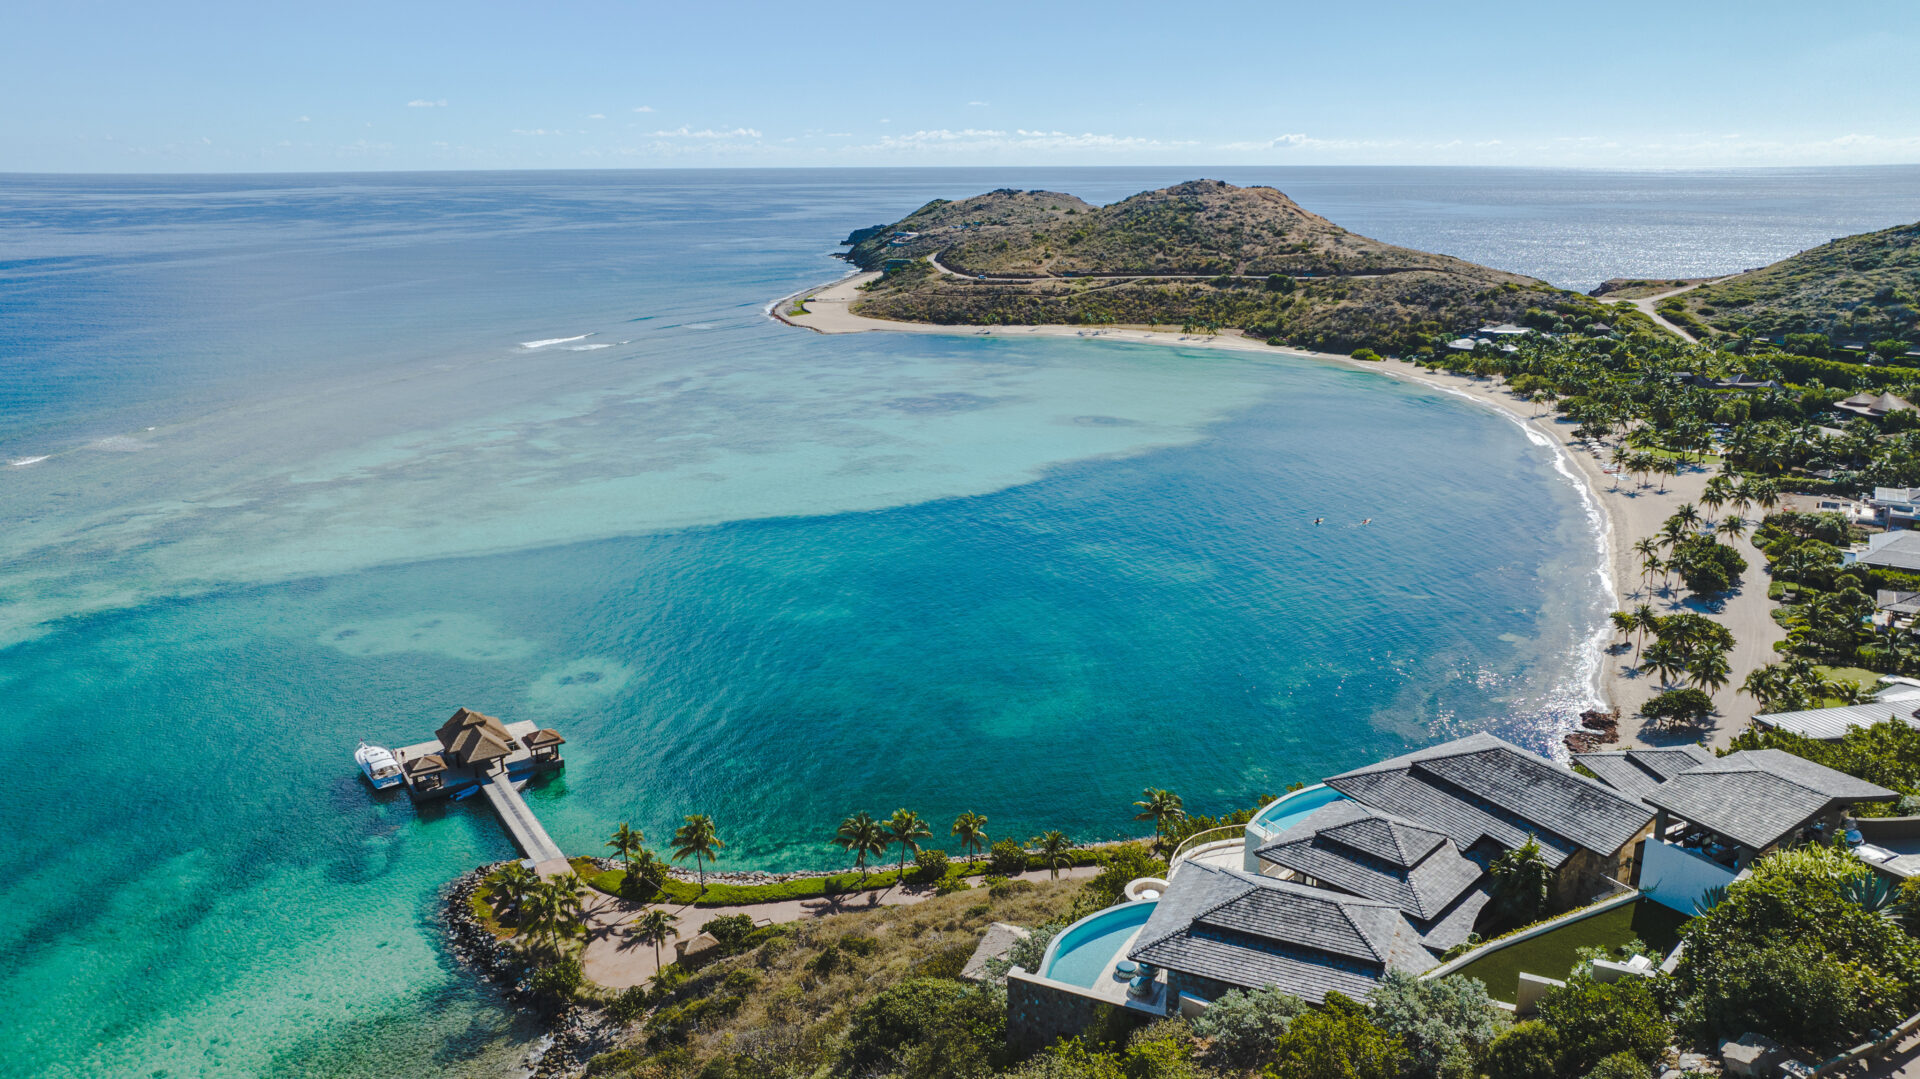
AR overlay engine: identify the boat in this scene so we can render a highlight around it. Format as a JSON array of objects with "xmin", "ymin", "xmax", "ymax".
[{"xmin": 355, "ymin": 741, "xmax": 403, "ymax": 789}]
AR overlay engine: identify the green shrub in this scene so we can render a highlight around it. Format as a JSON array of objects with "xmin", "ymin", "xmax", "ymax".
[
  {"xmin": 1350, "ymin": 347, "xmax": 1382, "ymax": 361},
  {"xmin": 1533, "ymin": 976, "xmax": 1669, "ymax": 1074},
  {"xmin": 1189, "ymin": 984, "xmax": 1305, "ymax": 1070},
  {"xmin": 1367, "ymin": 971, "xmax": 1506, "ymax": 1079},
  {"xmin": 1267, "ymin": 994, "xmax": 1406, "ymax": 1079},
  {"xmin": 529, "ymin": 957, "xmax": 583, "ymax": 1005},
  {"xmin": 1672, "ymin": 843, "xmax": 1920, "ymax": 1052},
  {"xmin": 702, "ymin": 913, "xmax": 754, "ymax": 953},
  {"xmin": 1639, "ymin": 687, "xmax": 1714, "ymax": 725},
  {"xmin": 842, "ymin": 978, "xmax": 1007, "ymax": 1075},
  {"xmin": 912, "ymin": 848, "xmax": 950, "ymax": 884},
  {"xmin": 989, "ymin": 839, "xmax": 1030, "ymax": 876},
  {"xmin": 1582, "ymin": 1051, "xmax": 1647, "ymax": 1079},
  {"xmin": 607, "ymin": 983, "xmax": 650, "ymax": 1024},
  {"xmin": 1481, "ymin": 1021, "xmax": 1559, "ymax": 1079}
]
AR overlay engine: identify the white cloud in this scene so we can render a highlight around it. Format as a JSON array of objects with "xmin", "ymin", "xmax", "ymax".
[
  {"xmin": 866, "ymin": 128, "xmax": 1193, "ymax": 154},
  {"xmin": 632, "ymin": 105, "xmax": 654, "ymax": 113},
  {"xmin": 587, "ymin": 113, "xmax": 606, "ymax": 120},
  {"xmin": 511, "ymin": 128, "xmax": 579, "ymax": 136},
  {"xmin": 968, "ymin": 100, "xmax": 989, "ymax": 107},
  {"xmin": 649, "ymin": 125, "xmax": 762, "ymax": 139},
  {"xmin": 296, "ymin": 115, "xmax": 310, "ymax": 123},
  {"xmin": 407, "ymin": 98, "xmax": 448, "ymax": 108}
]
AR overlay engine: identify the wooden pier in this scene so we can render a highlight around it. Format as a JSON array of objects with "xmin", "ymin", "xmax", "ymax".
[
  {"xmin": 481, "ymin": 771, "xmax": 569, "ymax": 873},
  {"xmin": 390, "ymin": 707, "xmax": 572, "ymax": 876}
]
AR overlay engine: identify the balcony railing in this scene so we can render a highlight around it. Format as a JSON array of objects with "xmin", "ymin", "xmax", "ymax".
[{"xmin": 1169, "ymin": 824, "xmax": 1247, "ymax": 870}]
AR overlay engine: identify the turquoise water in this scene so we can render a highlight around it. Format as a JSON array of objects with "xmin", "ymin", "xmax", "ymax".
[
  {"xmin": 1043, "ymin": 902, "xmax": 1158, "ymax": 988},
  {"xmin": 5, "ymin": 168, "xmax": 1912, "ymax": 1077}
]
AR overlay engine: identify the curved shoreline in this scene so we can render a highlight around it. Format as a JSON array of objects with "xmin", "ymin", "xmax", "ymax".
[{"xmin": 775, "ymin": 274, "xmax": 1778, "ymax": 750}]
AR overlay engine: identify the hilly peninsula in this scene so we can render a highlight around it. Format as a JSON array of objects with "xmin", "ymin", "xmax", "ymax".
[
  {"xmin": 837, "ymin": 180, "xmax": 1645, "ymax": 353},
  {"xmin": 1652, "ymin": 220, "xmax": 1920, "ymax": 351}
]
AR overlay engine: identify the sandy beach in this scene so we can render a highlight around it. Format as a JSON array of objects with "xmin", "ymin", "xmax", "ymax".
[{"xmin": 778, "ymin": 273, "xmax": 1782, "ymax": 751}]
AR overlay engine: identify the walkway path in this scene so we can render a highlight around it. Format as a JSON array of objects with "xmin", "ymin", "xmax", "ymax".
[
  {"xmin": 581, "ymin": 865, "xmax": 1099, "ymax": 989},
  {"xmin": 1616, "ymin": 279, "xmax": 1729, "ymax": 344},
  {"xmin": 480, "ymin": 773, "xmax": 568, "ymax": 874}
]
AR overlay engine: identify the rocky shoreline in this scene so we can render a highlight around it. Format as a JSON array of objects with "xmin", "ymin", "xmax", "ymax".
[{"xmin": 439, "ymin": 864, "xmax": 628, "ymax": 1079}]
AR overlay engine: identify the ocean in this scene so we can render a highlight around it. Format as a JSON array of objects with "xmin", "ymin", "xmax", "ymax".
[{"xmin": 2, "ymin": 166, "xmax": 1916, "ymax": 1078}]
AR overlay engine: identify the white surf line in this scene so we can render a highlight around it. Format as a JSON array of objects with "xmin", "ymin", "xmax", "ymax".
[{"xmin": 520, "ymin": 333, "xmax": 595, "ymax": 349}]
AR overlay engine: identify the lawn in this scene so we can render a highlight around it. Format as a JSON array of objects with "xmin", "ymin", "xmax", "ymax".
[
  {"xmin": 1816, "ymin": 665, "xmax": 1886, "ymax": 692},
  {"xmin": 1448, "ymin": 899, "xmax": 1690, "ymax": 1004}
]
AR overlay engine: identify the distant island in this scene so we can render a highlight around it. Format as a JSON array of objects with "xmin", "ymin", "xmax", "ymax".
[{"xmin": 829, "ymin": 180, "xmax": 1652, "ymax": 353}]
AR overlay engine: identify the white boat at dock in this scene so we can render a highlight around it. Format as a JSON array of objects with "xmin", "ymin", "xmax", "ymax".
[{"xmin": 355, "ymin": 741, "xmax": 403, "ymax": 789}]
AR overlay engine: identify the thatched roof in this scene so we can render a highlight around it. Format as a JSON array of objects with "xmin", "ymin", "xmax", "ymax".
[
  {"xmin": 435, "ymin": 707, "xmax": 516, "ymax": 768},
  {"xmin": 525, "ymin": 728, "xmax": 566, "ymax": 750},
  {"xmin": 404, "ymin": 753, "xmax": 448, "ymax": 776}
]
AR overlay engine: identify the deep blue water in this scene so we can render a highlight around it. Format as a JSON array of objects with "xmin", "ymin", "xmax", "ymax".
[{"xmin": 1, "ymin": 167, "xmax": 1915, "ymax": 1077}]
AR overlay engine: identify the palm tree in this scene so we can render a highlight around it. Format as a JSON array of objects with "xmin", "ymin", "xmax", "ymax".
[
  {"xmin": 834, "ymin": 811, "xmax": 889, "ymax": 883},
  {"xmin": 1631, "ymin": 603, "xmax": 1660, "ymax": 657},
  {"xmin": 634, "ymin": 907, "xmax": 678, "ymax": 973},
  {"xmin": 1490, "ymin": 836, "xmax": 1552, "ymax": 925},
  {"xmin": 1642, "ymin": 639, "xmax": 1687, "ymax": 687},
  {"xmin": 1690, "ymin": 651, "xmax": 1732, "ymax": 695},
  {"xmin": 951, "ymin": 812, "xmax": 989, "ymax": 862},
  {"xmin": 1032, "ymin": 830, "xmax": 1073, "ymax": 881},
  {"xmin": 606, "ymin": 822, "xmax": 645, "ymax": 877},
  {"xmin": 1632, "ymin": 537, "xmax": 1662, "ymax": 594},
  {"xmin": 526, "ymin": 874, "xmax": 587, "ymax": 956},
  {"xmin": 1716, "ymin": 516, "xmax": 1749, "ymax": 542},
  {"xmin": 1608, "ymin": 610, "xmax": 1636, "ymax": 649},
  {"xmin": 884, "ymin": 809, "xmax": 932, "ymax": 881},
  {"xmin": 1672, "ymin": 502, "xmax": 1702, "ymax": 532},
  {"xmin": 493, "ymin": 861, "xmax": 539, "ymax": 928},
  {"xmin": 1132, "ymin": 788, "xmax": 1186, "ymax": 845},
  {"xmin": 671, "ymin": 815, "xmax": 723, "ymax": 894}
]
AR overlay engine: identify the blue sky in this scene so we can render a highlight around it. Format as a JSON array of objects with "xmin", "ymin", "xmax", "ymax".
[{"xmin": 5, "ymin": 0, "xmax": 1918, "ymax": 172}]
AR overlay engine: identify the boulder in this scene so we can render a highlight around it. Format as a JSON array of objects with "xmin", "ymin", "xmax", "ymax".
[{"xmin": 1721, "ymin": 1032, "xmax": 1787, "ymax": 1078}]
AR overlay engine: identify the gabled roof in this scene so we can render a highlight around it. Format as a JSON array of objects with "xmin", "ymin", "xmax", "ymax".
[
  {"xmin": 1644, "ymin": 749, "xmax": 1895, "ymax": 850},
  {"xmin": 1253, "ymin": 801, "xmax": 1484, "ymax": 921},
  {"xmin": 524, "ymin": 728, "xmax": 566, "ymax": 749},
  {"xmin": 1129, "ymin": 863, "xmax": 1436, "ymax": 1004},
  {"xmin": 1325, "ymin": 732, "xmax": 1655, "ymax": 867},
  {"xmin": 1573, "ymin": 745, "xmax": 1717, "ymax": 803},
  {"xmin": 435, "ymin": 707, "xmax": 516, "ymax": 768}
]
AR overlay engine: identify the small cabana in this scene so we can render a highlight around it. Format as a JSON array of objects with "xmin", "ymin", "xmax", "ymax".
[
  {"xmin": 524, "ymin": 728, "xmax": 566, "ymax": 764},
  {"xmin": 404, "ymin": 753, "xmax": 449, "ymax": 793}
]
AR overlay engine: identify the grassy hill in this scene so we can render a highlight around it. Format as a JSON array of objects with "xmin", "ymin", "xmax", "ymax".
[
  {"xmin": 842, "ymin": 180, "xmax": 1652, "ymax": 354},
  {"xmin": 1667, "ymin": 221, "xmax": 1920, "ymax": 349}
]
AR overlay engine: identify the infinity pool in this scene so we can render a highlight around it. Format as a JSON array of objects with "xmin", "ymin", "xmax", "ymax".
[
  {"xmin": 1246, "ymin": 783, "xmax": 1348, "ymax": 844},
  {"xmin": 1043, "ymin": 901, "xmax": 1157, "ymax": 988}
]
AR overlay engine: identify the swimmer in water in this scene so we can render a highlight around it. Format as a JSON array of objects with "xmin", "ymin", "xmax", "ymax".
[
  {"xmin": 1361, "ymin": 518, "xmax": 1372, "ymax": 525},
  {"xmin": 1313, "ymin": 517, "xmax": 1324, "ymax": 525}
]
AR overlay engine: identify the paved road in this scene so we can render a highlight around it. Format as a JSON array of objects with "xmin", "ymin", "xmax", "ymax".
[{"xmin": 1617, "ymin": 279, "xmax": 1729, "ymax": 344}]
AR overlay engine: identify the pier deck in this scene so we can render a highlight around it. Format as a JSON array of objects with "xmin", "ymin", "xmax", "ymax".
[{"xmin": 481, "ymin": 770, "xmax": 569, "ymax": 875}]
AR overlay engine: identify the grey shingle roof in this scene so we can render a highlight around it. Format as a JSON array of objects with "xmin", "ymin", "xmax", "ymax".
[
  {"xmin": 1644, "ymin": 749, "xmax": 1896, "ymax": 849},
  {"xmin": 1573, "ymin": 745, "xmax": 1717, "ymax": 802},
  {"xmin": 1130, "ymin": 863, "xmax": 1436, "ymax": 1004},
  {"xmin": 1254, "ymin": 801, "xmax": 1484, "ymax": 921},
  {"xmin": 1754, "ymin": 704, "xmax": 1920, "ymax": 741},
  {"xmin": 1325, "ymin": 733, "xmax": 1655, "ymax": 866},
  {"xmin": 1416, "ymin": 884, "xmax": 1493, "ymax": 952},
  {"xmin": 1857, "ymin": 531, "xmax": 1920, "ymax": 572}
]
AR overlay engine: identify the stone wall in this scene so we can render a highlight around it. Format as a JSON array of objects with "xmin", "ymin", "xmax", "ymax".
[{"xmin": 1006, "ymin": 970, "xmax": 1141, "ymax": 1054}]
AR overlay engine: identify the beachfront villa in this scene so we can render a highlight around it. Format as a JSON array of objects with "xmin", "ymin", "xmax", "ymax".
[{"xmin": 1007, "ymin": 732, "xmax": 1896, "ymax": 1049}]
